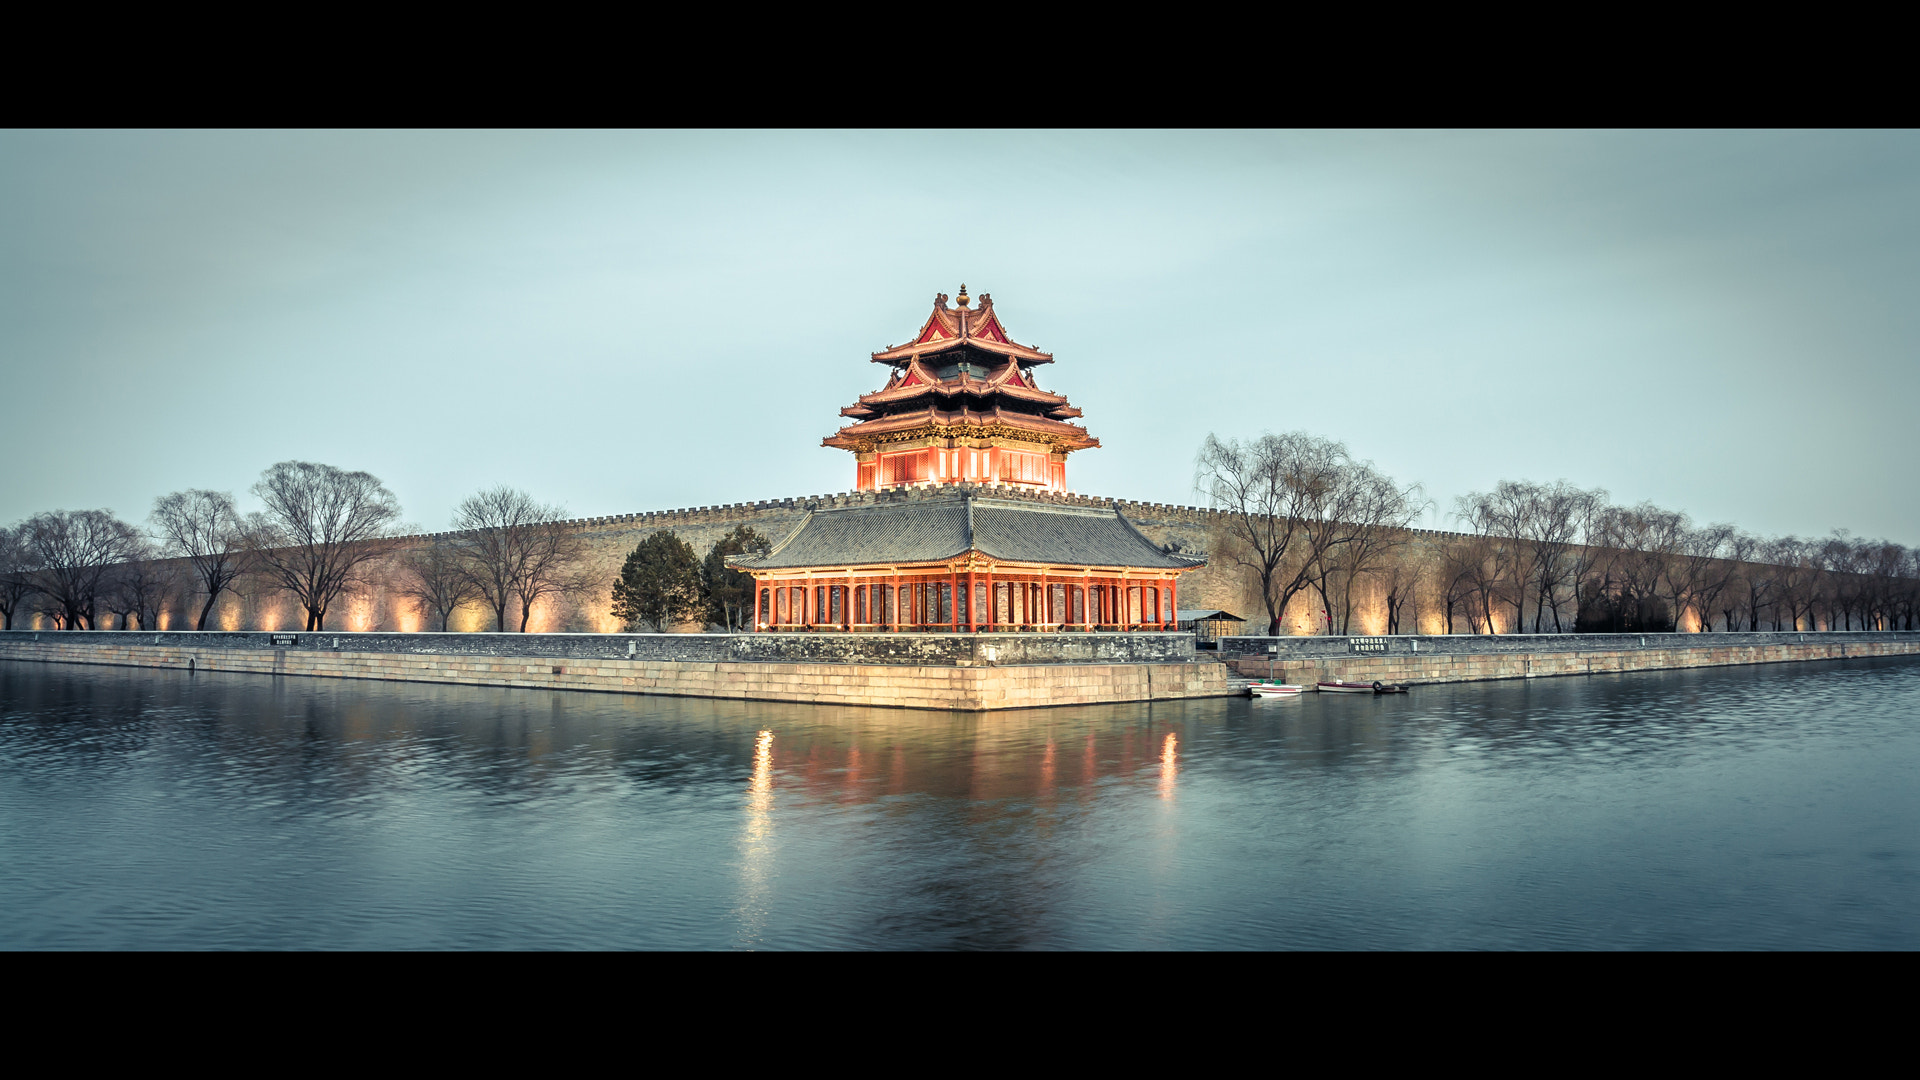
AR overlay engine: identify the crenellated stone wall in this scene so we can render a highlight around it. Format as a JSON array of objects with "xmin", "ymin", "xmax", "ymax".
[
  {"xmin": 19, "ymin": 481, "xmax": 1827, "ymax": 640},
  {"xmin": 25, "ymin": 484, "xmax": 1272, "ymax": 635}
]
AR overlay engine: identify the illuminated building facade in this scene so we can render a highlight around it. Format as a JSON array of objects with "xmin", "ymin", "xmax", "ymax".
[
  {"xmin": 824, "ymin": 285, "xmax": 1097, "ymax": 493},
  {"xmin": 740, "ymin": 490, "xmax": 1198, "ymax": 631},
  {"xmin": 738, "ymin": 287, "xmax": 1200, "ymax": 632}
]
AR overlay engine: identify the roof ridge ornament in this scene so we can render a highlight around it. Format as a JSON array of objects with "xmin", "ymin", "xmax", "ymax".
[{"xmin": 955, "ymin": 284, "xmax": 970, "ymax": 308}]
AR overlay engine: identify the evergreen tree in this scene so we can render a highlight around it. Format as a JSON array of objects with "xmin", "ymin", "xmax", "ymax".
[
  {"xmin": 611, "ymin": 530, "xmax": 703, "ymax": 632},
  {"xmin": 703, "ymin": 525, "xmax": 771, "ymax": 631}
]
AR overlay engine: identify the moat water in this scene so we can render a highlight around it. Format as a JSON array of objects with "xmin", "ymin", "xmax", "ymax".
[{"xmin": 3, "ymin": 655, "xmax": 1917, "ymax": 950}]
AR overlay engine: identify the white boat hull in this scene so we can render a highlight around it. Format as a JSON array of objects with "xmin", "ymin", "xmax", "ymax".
[{"xmin": 1249, "ymin": 684, "xmax": 1305, "ymax": 697}]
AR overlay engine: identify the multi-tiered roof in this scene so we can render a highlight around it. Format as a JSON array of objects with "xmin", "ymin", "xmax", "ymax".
[{"xmin": 824, "ymin": 287, "xmax": 1099, "ymax": 470}]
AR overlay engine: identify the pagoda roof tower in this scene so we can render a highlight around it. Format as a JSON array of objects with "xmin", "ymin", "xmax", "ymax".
[{"xmin": 827, "ymin": 286, "xmax": 1098, "ymax": 492}]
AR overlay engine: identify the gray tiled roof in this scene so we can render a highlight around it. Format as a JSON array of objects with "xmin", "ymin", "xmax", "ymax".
[{"xmin": 738, "ymin": 493, "xmax": 1199, "ymax": 571}]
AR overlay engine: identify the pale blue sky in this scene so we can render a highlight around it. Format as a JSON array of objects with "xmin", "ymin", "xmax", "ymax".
[{"xmin": 3, "ymin": 130, "xmax": 1916, "ymax": 542}]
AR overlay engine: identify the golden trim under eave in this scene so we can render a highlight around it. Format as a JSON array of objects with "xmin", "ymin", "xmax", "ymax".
[{"xmin": 824, "ymin": 422, "xmax": 1098, "ymax": 454}]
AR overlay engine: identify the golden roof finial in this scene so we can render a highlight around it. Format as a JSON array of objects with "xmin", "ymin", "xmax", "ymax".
[{"xmin": 955, "ymin": 283, "xmax": 970, "ymax": 308}]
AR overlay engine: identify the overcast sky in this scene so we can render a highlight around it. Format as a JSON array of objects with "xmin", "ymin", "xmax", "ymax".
[{"xmin": 3, "ymin": 130, "xmax": 1916, "ymax": 542}]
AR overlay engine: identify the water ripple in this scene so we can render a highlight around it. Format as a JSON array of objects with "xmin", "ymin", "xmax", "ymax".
[{"xmin": 2, "ymin": 656, "xmax": 1917, "ymax": 949}]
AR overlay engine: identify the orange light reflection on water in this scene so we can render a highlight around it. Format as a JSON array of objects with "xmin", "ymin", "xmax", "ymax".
[
  {"xmin": 735, "ymin": 729, "xmax": 777, "ymax": 944},
  {"xmin": 1159, "ymin": 732, "xmax": 1178, "ymax": 800},
  {"xmin": 750, "ymin": 730, "xmax": 774, "ymax": 806}
]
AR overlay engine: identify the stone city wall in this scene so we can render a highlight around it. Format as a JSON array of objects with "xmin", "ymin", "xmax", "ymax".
[
  {"xmin": 15, "ymin": 481, "xmax": 1836, "ymax": 639},
  {"xmin": 18, "ymin": 484, "xmax": 1260, "ymax": 635}
]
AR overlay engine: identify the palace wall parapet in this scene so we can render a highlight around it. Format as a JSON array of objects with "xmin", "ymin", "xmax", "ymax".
[{"xmin": 0, "ymin": 629, "xmax": 1198, "ymax": 667}]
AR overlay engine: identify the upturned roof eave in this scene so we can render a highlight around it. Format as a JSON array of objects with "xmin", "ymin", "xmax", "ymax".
[
  {"xmin": 854, "ymin": 379, "xmax": 1069, "ymax": 408},
  {"xmin": 870, "ymin": 338, "xmax": 1053, "ymax": 364},
  {"xmin": 739, "ymin": 552, "xmax": 1203, "ymax": 574}
]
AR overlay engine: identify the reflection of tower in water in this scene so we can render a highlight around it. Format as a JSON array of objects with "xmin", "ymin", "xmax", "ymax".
[
  {"xmin": 1159, "ymin": 732, "xmax": 1178, "ymax": 800},
  {"xmin": 734, "ymin": 729, "xmax": 776, "ymax": 945},
  {"xmin": 748, "ymin": 730, "xmax": 774, "ymax": 829}
]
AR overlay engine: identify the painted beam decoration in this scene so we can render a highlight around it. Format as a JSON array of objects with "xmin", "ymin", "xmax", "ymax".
[
  {"xmin": 825, "ymin": 286, "xmax": 1097, "ymax": 494},
  {"xmin": 731, "ymin": 492, "xmax": 1203, "ymax": 632}
]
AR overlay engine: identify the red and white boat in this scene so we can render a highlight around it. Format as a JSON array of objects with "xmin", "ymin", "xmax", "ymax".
[
  {"xmin": 1248, "ymin": 682, "xmax": 1305, "ymax": 697},
  {"xmin": 1317, "ymin": 680, "xmax": 1412, "ymax": 695}
]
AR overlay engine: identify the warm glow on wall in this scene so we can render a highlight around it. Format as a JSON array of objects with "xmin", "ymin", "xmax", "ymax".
[{"xmin": 523, "ymin": 598, "xmax": 557, "ymax": 635}]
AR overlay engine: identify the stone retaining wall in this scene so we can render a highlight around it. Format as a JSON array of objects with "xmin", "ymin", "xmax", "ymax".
[
  {"xmin": 1224, "ymin": 634, "xmax": 1920, "ymax": 685},
  {"xmin": 1219, "ymin": 629, "xmax": 1919, "ymax": 659},
  {"xmin": 0, "ymin": 637, "xmax": 1228, "ymax": 712}
]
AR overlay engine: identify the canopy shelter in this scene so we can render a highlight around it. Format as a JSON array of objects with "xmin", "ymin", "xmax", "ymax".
[
  {"xmin": 731, "ymin": 489, "xmax": 1204, "ymax": 632},
  {"xmin": 1177, "ymin": 609, "xmax": 1246, "ymax": 647}
]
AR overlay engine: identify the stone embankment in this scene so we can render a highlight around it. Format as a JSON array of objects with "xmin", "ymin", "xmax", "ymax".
[
  {"xmin": 1218, "ymin": 630, "xmax": 1920, "ymax": 685},
  {"xmin": 7, "ymin": 630, "xmax": 1915, "ymax": 711},
  {"xmin": 0, "ymin": 630, "xmax": 1224, "ymax": 711}
]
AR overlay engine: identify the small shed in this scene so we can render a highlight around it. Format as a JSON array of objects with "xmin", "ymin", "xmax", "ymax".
[{"xmin": 1177, "ymin": 609, "xmax": 1245, "ymax": 648}]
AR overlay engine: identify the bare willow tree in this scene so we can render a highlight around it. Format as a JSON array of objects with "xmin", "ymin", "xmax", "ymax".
[
  {"xmin": 1587, "ymin": 503, "xmax": 1687, "ymax": 632},
  {"xmin": 1768, "ymin": 537, "xmax": 1822, "ymax": 631},
  {"xmin": 151, "ymin": 489, "xmax": 250, "ymax": 630},
  {"xmin": 1320, "ymin": 467, "xmax": 1427, "ymax": 633},
  {"xmin": 0, "ymin": 524, "xmax": 42, "ymax": 630},
  {"xmin": 1860, "ymin": 540, "xmax": 1912, "ymax": 631},
  {"xmin": 394, "ymin": 538, "xmax": 480, "ymax": 632},
  {"xmin": 1458, "ymin": 480, "xmax": 1608, "ymax": 633},
  {"xmin": 1724, "ymin": 533, "xmax": 1772, "ymax": 630},
  {"xmin": 248, "ymin": 461, "xmax": 402, "ymax": 631},
  {"xmin": 1197, "ymin": 433, "xmax": 1316, "ymax": 636},
  {"xmin": 20, "ymin": 509, "xmax": 143, "ymax": 629},
  {"xmin": 1197, "ymin": 431, "xmax": 1421, "ymax": 636},
  {"xmin": 1457, "ymin": 487, "xmax": 1535, "ymax": 634},
  {"xmin": 0, "ymin": 522, "xmax": 43, "ymax": 630},
  {"xmin": 1378, "ymin": 548, "xmax": 1427, "ymax": 635},
  {"xmin": 1434, "ymin": 533, "xmax": 1495, "ymax": 634},
  {"xmin": 1667, "ymin": 523, "xmax": 1736, "ymax": 631},
  {"xmin": 450, "ymin": 486, "xmax": 586, "ymax": 632},
  {"xmin": 102, "ymin": 542, "xmax": 182, "ymax": 630}
]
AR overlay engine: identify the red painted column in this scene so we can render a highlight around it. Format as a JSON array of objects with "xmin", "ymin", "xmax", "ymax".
[{"xmin": 1167, "ymin": 578, "xmax": 1177, "ymax": 630}]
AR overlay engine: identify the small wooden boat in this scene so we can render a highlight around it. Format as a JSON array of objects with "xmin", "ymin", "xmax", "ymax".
[
  {"xmin": 1249, "ymin": 682, "xmax": 1305, "ymax": 697},
  {"xmin": 1318, "ymin": 680, "xmax": 1412, "ymax": 695}
]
